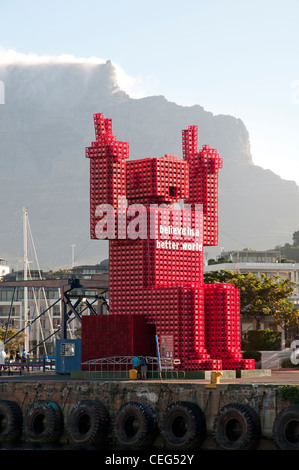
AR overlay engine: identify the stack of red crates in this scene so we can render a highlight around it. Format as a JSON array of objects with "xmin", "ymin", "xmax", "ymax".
[
  {"xmin": 81, "ymin": 314, "xmax": 156, "ymax": 371},
  {"xmin": 182, "ymin": 125, "xmax": 198, "ymax": 161},
  {"xmin": 182, "ymin": 126, "xmax": 223, "ymax": 246},
  {"xmin": 126, "ymin": 155, "xmax": 189, "ymax": 204},
  {"xmin": 86, "ymin": 113, "xmax": 128, "ymax": 239},
  {"xmin": 84, "ymin": 114, "xmax": 255, "ymax": 371},
  {"xmin": 204, "ymin": 283, "xmax": 254, "ymax": 370}
]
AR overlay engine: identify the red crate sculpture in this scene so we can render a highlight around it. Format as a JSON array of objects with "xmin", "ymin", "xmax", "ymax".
[{"xmin": 85, "ymin": 113, "xmax": 254, "ymax": 370}]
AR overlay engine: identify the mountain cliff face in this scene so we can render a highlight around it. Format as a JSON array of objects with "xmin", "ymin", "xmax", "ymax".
[{"xmin": 0, "ymin": 60, "xmax": 298, "ymax": 269}]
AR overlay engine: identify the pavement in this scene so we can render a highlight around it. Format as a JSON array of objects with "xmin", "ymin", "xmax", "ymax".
[
  {"xmin": 213, "ymin": 369, "xmax": 299, "ymax": 385},
  {"xmin": 1, "ymin": 369, "xmax": 299, "ymax": 385},
  {"xmin": 141, "ymin": 370, "xmax": 299, "ymax": 385}
]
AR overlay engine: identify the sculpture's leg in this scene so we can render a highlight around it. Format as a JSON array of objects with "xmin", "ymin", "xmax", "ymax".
[{"xmin": 204, "ymin": 283, "xmax": 255, "ymax": 370}]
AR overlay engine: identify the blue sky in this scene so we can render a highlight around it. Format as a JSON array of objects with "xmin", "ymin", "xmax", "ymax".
[{"xmin": 1, "ymin": 0, "xmax": 299, "ymax": 184}]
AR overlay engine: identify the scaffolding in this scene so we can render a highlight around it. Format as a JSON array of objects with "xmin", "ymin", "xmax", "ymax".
[
  {"xmin": 0, "ymin": 277, "xmax": 109, "ymax": 356},
  {"xmin": 0, "ymin": 208, "xmax": 109, "ymax": 357}
]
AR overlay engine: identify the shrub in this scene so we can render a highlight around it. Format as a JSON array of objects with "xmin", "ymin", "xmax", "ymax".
[
  {"xmin": 242, "ymin": 350, "xmax": 261, "ymax": 362},
  {"xmin": 280, "ymin": 357, "xmax": 298, "ymax": 369},
  {"xmin": 245, "ymin": 329, "xmax": 281, "ymax": 351},
  {"xmin": 278, "ymin": 385, "xmax": 299, "ymax": 404}
]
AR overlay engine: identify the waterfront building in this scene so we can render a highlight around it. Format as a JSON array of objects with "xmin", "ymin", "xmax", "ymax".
[
  {"xmin": 204, "ymin": 250, "xmax": 299, "ymax": 337},
  {"xmin": 0, "ymin": 263, "xmax": 109, "ymax": 355},
  {"xmin": 0, "ymin": 258, "xmax": 10, "ymax": 280}
]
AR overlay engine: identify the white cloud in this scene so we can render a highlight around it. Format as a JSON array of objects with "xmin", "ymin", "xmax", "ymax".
[
  {"xmin": 0, "ymin": 47, "xmax": 155, "ymax": 99},
  {"xmin": 113, "ymin": 62, "xmax": 156, "ymax": 99},
  {"xmin": 0, "ymin": 47, "xmax": 106, "ymax": 65}
]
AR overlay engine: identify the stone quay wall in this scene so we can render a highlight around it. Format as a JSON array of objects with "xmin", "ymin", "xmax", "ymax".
[{"xmin": 0, "ymin": 379, "xmax": 291, "ymax": 450}]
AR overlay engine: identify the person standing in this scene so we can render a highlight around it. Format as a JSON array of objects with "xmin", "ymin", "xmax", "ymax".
[
  {"xmin": 131, "ymin": 356, "xmax": 140, "ymax": 378},
  {"xmin": 0, "ymin": 349, "xmax": 6, "ymax": 370},
  {"xmin": 21, "ymin": 350, "xmax": 28, "ymax": 371},
  {"xmin": 140, "ymin": 354, "xmax": 148, "ymax": 379}
]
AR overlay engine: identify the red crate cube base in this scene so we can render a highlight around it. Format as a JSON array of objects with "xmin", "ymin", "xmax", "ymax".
[
  {"xmin": 81, "ymin": 315, "xmax": 156, "ymax": 370},
  {"xmin": 83, "ymin": 114, "xmax": 255, "ymax": 371}
]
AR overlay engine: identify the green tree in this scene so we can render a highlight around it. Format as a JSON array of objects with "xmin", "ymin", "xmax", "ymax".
[
  {"xmin": 278, "ymin": 230, "xmax": 299, "ymax": 262},
  {"xmin": 204, "ymin": 270, "xmax": 295, "ymax": 330},
  {"xmin": 0, "ymin": 327, "xmax": 26, "ymax": 354},
  {"xmin": 293, "ymin": 231, "xmax": 299, "ymax": 247}
]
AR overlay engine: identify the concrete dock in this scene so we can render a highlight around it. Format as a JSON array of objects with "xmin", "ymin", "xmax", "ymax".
[{"xmin": 0, "ymin": 369, "xmax": 298, "ymax": 450}]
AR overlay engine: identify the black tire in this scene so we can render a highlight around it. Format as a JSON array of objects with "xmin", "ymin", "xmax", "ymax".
[
  {"xmin": 23, "ymin": 400, "xmax": 63, "ymax": 443},
  {"xmin": 0, "ymin": 400, "xmax": 23, "ymax": 441},
  {"xmin": 160, "ymin": 401, "xmax": 206, "ymax": 449},
  {"xmin": 213, "ymin": 403, "xmax": 261, "ymax": 450},
  {"xmin": 67, "ymin": 400, "xmax": 109, "ymax": 446},
  {"xmin": 114, "ymin": 401, "xmax": 155, "ymax": 447},
  {"xmin": 273, "ymin": 405, "xmax": 299, "ymax": 450}
]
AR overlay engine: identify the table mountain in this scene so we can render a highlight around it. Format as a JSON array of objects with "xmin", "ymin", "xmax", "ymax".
[{"xmin": 0, "ymin": 60, "xmax": 298, "ymax": 269}]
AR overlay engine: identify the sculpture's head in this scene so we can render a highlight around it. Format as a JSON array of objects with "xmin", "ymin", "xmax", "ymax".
[{"xmin": 126, "ymin": 154, "xmax": 189, "ymax": 204}]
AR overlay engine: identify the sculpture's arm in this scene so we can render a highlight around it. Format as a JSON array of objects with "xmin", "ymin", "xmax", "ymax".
[
  {"xmin": 86, "ymin": 113, "xmax": 128, "ymax": 239},
  {"xmin": 182, "ymin": 126, "xmax": 223, "ymax": 246}
]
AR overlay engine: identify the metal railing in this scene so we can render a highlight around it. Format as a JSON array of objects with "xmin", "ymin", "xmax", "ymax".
[
  {"xmin": 0, "ymin": 357, "xmax": 56, "ymax": 376},
  {"xmin": 81, "ymin": 356, "xmax": 184, "ymax": 380}
]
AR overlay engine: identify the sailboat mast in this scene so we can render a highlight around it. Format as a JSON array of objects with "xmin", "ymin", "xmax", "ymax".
[{"xmin": 23, "ymin": 207, "xmax": 29, "ymax": 352}]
